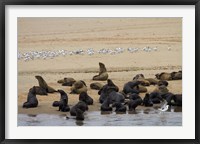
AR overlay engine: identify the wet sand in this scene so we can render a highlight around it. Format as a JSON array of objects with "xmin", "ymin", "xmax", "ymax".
[{"xmin": 18, "ymin": 18, "xmax": 182, "ymax": 115}]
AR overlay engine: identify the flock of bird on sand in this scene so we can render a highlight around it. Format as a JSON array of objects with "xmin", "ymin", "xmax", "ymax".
[
  {"xmin": 22, "ymin": 62, "xmax": 182, "ymax": 121},
  {"xmin": 18, "ymin": 46, "xmax": 172, "ymax": 62}
]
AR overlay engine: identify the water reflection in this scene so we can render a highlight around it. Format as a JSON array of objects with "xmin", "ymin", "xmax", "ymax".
[{"xmin": 18, "ymin": 108, "xmax": 182, "ymax": 126}]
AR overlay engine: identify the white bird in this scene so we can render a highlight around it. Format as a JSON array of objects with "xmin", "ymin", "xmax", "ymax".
[{"xmin": 158, "ymin": 100, "xmax": 169, "ymax": 112}]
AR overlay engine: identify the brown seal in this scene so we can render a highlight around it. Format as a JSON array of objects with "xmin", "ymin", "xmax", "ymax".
[
  {"xmin": 35, "ymin": 75, "xmax": 57, "ymax": 93},
  {"xmin": 70, "ymin": 80, "xmax": 87, "ymax": 94},
  {"xmin": 93, "ymin": 62, "xmax": 109, "ymax": 81}
]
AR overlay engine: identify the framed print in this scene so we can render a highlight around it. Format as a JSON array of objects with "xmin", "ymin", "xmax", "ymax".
[{"xmin": 0, "ymin": 0, "xmax": 199, "ymax": 144}]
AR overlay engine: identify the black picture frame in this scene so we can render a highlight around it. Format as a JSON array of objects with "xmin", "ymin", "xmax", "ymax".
[{"xmin": 0, "ymin": 0, "xmax": 199, "ymax": 144}]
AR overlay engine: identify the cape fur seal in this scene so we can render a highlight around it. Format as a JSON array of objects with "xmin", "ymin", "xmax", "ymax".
[
  {"xmin": 143, "ymin": 93, "xmax": 153, "ymax": 107},
  {"xmin": 70, "ymin": 101, "xmax": 88, "ymax": 116},
  {"xmin": 35, "ymin": 75, "xmax": 57, "ymax": 93},
  {"xmin": 79, "ymin": 92, "xmax": 93, "ymax": 105},
  {"xmin": 101, "ymin": 96, "xmax": 112, "ymax": 111},
  {"xmin": 98, "ymin": 79, "xmax": 119, "ymax": 103},
  {"xmin": 52, "ymin": 90, "xmax": 70, "ymax": 112},
  {"xmin": 155, "ymin": 72, "xmax": 172, "ymax": 80},
  {"xmin": 75, "ymin": 108, "xmax": 85, "ymax": 120},
  {"xmin": 70, "ymin": 80, "xmax": 87, "ymax": 94},
  {"xmin": 125, "ymin": 99, "xmax": 141, "ymax": 111},
  {"xmin": 123, "ymin": 81, "xmax": 141, "ymax": 94},
  {"xmin": 57, "ymin": 77, "xmax": 76, "ymax": 86},
  {"xmin": 113, "ymin": 102, "xmax": 127, "ymax": 112},
  {"xmin": 93, "ymin": 62, "xmax": 109, "ymax": 81},
  {"xmin": 30, "ymin": 86, "xmax": 48, "ymax": 96},
  {"xmin": 23, "ymin": 86, "xmax": 38, "ymax": 108},
  {"xmin": 171, "ymin": 71, "xmax": 182, "ymax": 80},
  {"xmin": 90, "ymin": 82, "xmax": 103, "ymax": 90}
]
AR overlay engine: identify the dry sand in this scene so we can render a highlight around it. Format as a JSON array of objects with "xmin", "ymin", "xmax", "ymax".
[{"xmin": 18, "ymin": 18, "xmax": 182, "ymax": 114}]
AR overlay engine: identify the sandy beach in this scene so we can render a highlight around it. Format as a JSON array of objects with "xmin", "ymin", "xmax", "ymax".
[{"xmin": 18, "ymin": 18, "xmax": 182, "ymax": 115}]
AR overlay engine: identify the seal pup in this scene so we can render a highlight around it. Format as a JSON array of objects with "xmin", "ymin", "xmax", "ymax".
[
  {"xmin": 35, "ymin": 75, "xmax": 57, "ymax": 93},
  {"xmin": 70, "ymin": 80, "xmax": 87, "ymax": 94},
  {"xmin": 93, "ymin": 62, "xmax": 109, "ymax": 81},
  {"xmin": 23, "ymin": 86, "xmax": 38, "ymax": 108},
  {"xmin": 143, "ymin": 93, "xmax": 153, "ymax": 107},
  {"xmin": 70, "ymin": 101, "xmax": 88, "ymax": 116},
  {"xmin": 53, "ymin": 90, "xmax": 70, "ymax": 112},
  {"xmin": 90, "ymin": 82, "xmax": 103, "ymax": 90},
  {"xmin": 79, "ymin": 91, "xmax": 93, "ymax": 105}
]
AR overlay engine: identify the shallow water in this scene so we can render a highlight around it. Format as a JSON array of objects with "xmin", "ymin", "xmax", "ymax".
[{"xmin": 18, "ymin": 107, "xmax": 182, "ymax": 126}]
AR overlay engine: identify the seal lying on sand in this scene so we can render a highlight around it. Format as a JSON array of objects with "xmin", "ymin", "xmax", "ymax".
[
  {"xmin": 57, "ymin": 77, "xmax": 76, "ymax": 86},
  {"xmin": 23, "ymin": 86, "xmax": 38, "ymax": 108},
  {"xmin": 79, "ymin": 92, "xmax": 93, "ymax": 105},
  {"xmin": 133, "ymin": 74, "xmax": 150, "ymax": 86},
  {"xmin": 70, "ymin": 80, "xmax": 87, "ymax": 94},
  {"xmin": 52, "ymin": 90, "xmax": 70, "ymax": 112},
  {"xmin": 157, "ymin": 80, "xmax": 168, "ymax": 86},
  {"xmin": 155, "ymin": 72, "xmax": 172, "ymax": 80},
  {"xmin": 35, "ymin": 75, "xmax": 57, "ymax": 93},
  {"xmin": 93, "ymin": 62, "xmax": 109, "ymax": 81},
  {"xmin": 70, "ymin": 101, "xmax": 88, "ymax": 116},
  {"xmin": 98, "ymin": 79, "xmax": 119, "ymax": 103},
  {"xmin": 171, "ymin": 71, "xmax": 182, "ymax": 80},
  {"xmin": 90, "ymin": 82, "xmax": 103, "ymax": 90}
]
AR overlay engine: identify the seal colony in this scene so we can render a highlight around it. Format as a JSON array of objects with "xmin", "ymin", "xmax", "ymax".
[{"xmin": 22, "ymin": 62, "xmax": 182, "ymax": 121}]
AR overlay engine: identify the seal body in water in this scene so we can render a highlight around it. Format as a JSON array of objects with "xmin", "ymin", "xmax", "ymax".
[
  {"xmin": 23, "ymin": 86, "xmax": 38, "ymax": 108},
  {"xmin": 143, "ymin": 93, "xmax": 153, "ymax": 107},
  {"xmin": 93, "ymin": 62, "xmax": 108, "ymax": 81},
  {"xmin": 53, "ymin": 90, "xmax": 70, "ymax": 112},
  {"xmin": 70, "ymin": 80, "xmax": 87, "ymax": 94},
  {"xmin": 35, "ymin": 75, "xmax": 57, "ymax": 93},
  {"xmin": 70, "ymin": 101, "xmax": 88, "ymax": 116},
  {"xmin": 113, "ymin": 102, "xmax": 127, "ymax": 112},
  {"xmin": 101, "ymin": 97, "xmax": 112, "ymax": 111},
  {"xmin": 75, "ymin": 108, "xmax": 85, "ymax": 120},
  {"xmin": 125, "ymin": 99, "xmax": 141, "ymax": 111},
  {"xmin": 79, "ymin": 92, "xmax": 93, "ymax": 105}
]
